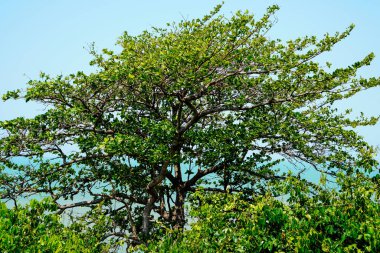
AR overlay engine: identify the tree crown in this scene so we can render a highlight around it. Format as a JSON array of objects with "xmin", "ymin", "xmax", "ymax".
[{"xmin": 1, "ymin": 4, "xmax": 379, "ymax": 246}]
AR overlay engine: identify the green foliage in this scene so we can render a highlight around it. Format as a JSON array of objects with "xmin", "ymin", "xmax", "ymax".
[
  {"xmin": 144, "ymin": 174, "xmax": 380, "ymax": 252},
  {"xmin": 0, "ymin": 198, "xmax": 111, "ymax": 252},
  {"xmin": 0, "ymin": 3, "xmax": 379, "ymax": 247}
]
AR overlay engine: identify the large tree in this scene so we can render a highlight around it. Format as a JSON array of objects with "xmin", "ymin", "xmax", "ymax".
[{"xmin": 0, "ymin": 4, "xmax": 379, "ymax": 246}]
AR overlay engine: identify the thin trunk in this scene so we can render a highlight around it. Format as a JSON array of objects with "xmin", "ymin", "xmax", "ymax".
[
  {"xmin": 223, "ymin": 168, "xmax": 231, "ymax": 192},
  {"xmin": 126, "ymin": 203, "xmax": 138, "ymax": 240},
  {"xmin": 173, "ymin": 160, "xmax": 185, "ymax": 229},
  {"xmin": 143, "ymin": 161, "xmax": 169, "ymax": 235},
  {"xmin": 142, "ymin": 196, "xmax": 156, "ymax": 235}
]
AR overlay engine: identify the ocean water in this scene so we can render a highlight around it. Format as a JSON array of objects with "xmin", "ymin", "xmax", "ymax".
[{"xmin": 2, "ymin": 156, "xmax": 324, "ymax": 206}]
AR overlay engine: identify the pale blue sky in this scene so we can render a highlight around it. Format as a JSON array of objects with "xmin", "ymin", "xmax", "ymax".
[{"xmin": 1, "ymin": 0, "xmax": 379, "ymax": 149}]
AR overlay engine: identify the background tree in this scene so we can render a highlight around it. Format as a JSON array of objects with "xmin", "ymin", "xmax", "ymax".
[{"xmin": 0, "ymin": 4, "xmax": 379, "ymax": 245}]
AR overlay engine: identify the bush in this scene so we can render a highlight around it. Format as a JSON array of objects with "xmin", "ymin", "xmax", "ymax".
[
  {"xmin": 143, "ymin": 173, "xmax": 380, "ymax": 252},
  {"xmin": 0, "ymin": 198, "xmax": 111, "ymax": 253}
]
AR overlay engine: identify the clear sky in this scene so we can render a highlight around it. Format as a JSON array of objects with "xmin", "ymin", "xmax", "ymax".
[{"xmin": 1, "ymin": 0, "xmax": 379, "ymax": 150}]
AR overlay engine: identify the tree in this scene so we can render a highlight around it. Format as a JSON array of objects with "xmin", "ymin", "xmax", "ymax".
[{"xmin": 0, "ymin": 4, "xmax": 379, "ymax": 246}]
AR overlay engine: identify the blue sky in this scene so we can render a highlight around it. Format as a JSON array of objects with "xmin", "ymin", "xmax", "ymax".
[{"xmin": 1, "ymin": 0, "xmax": 379, "ymax": 149}]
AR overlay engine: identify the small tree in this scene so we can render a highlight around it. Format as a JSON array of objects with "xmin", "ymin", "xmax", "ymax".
[{"xmin": 1, "ymin": 4, "xmax": 379, "ymax": 245}]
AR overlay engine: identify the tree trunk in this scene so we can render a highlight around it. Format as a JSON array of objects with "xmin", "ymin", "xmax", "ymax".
[
  {"xmin": 143, "ymin": 161, "xmax": 169, "ymax": 235},
  {"xmin": 173, "ymin": 189, "xmax": 186, "ymax": 229},
  {"xmin": 142, "ymin": 196, "xmax": 156, "ymax": 235}
]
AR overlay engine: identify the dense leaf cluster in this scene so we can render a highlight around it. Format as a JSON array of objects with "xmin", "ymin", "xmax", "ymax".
[
  {"xmin": 0, "ymin": 199, "xmax": 111, "ymax": 252},
  {"xmin": 144, "ymin": 174, "xmax": 380, "ymax": 252}
]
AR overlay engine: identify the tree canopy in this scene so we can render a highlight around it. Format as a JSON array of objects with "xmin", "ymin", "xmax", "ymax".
[{"xmin": 1, "ymin": 4, "xmax": 379, "ymax": 248}]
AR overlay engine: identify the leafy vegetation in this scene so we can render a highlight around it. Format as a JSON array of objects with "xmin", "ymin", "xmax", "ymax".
[
  {"xmin": 0, "ymin": 198, "xmax": 111, "ymax": 252},
  {"xmin": 143, "ymin": 173, "xmax": 380, "ymax": 252},
  {"xmin": 0, "ymin": 3, "xmax": 379, "ymax": 249}
]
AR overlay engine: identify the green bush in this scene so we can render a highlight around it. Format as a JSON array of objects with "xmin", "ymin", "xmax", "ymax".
[
  {"xmin": 142, "ymin": 173, "xmax": 380, "ymax": 252},
  {"xmin": 0, "ymin": 198, "xmax": 111, "ymax": 253}
]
